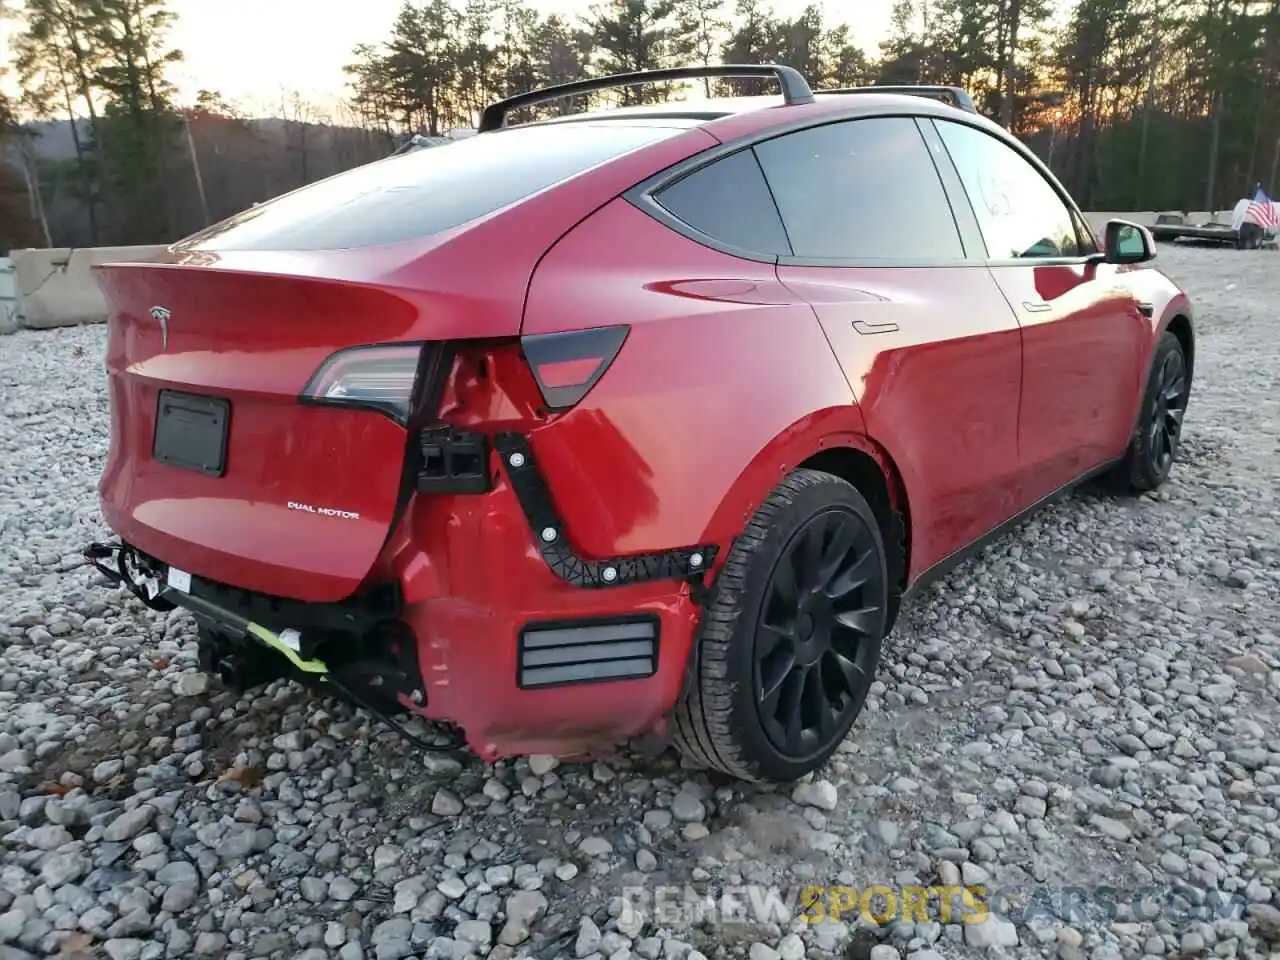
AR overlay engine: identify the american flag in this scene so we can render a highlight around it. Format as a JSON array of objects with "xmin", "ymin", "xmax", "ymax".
[{"xmin": 1243, "ymin": 185, "xmax": 1279, "ymax": 230}]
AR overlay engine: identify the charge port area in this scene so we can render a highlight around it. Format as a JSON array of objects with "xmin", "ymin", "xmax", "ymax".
[{"xmin": 417, "ymin": 426, "xmax": 490, "ymax": 494}]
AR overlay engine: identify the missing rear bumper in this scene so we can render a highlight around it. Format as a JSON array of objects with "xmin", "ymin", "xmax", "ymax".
[
  {"xmin": 83, "ymin": 540, "xmax": 425, "ymax": 703},
  {"xmin": 493, "ymin": 433, "xmax": 719, "ymax": 590}
]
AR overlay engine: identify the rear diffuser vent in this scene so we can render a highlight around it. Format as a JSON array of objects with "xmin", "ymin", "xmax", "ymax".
[{"xmin": 517, "ymin": 617, "xmax": 659, "ymax": 689}]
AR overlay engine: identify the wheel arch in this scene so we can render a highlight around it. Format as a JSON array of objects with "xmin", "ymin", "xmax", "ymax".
[
  {"xmin": 1164, "ymin": 312, "xmax": 1195, "ymax": 384},
  {"xmin": 798, "ymin": 445, "xmax": 912, "ymax": 630},
  {"xmin": 700, "ymin": 410, "xmax": 913, "ymax": 631}
]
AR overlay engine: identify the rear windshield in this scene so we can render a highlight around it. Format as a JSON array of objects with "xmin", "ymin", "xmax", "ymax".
[{"xmin": 179, "ymin": 122, "xmax": 681, "ymax": 252}]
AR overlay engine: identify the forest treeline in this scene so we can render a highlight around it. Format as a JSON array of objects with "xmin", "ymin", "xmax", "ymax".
[{"xmin": 1, "ymin": 0, "xmax": 1278, "ymax": 250}]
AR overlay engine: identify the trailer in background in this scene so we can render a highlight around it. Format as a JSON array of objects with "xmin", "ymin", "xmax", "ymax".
[{"xmin": 1150, "ymin": 199, "xmax": 1278, "ymax": 249}]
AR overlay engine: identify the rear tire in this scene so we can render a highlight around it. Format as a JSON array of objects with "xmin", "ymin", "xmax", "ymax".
[
  {"xmin": 672, "ymin": 469, "xmax": 889, "ymax": 783},
  {"xmin": 1110, "ymin": 331, "xmax": 1191, "ymax": 493}
]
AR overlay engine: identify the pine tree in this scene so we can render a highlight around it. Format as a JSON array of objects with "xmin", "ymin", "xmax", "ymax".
[
  {"xmin": 88, "ymin": 0, "xmax": 184, "ymax": 240},
  {"xmin": 584, "ymin": 0, "xmax": 678, "ymax": 104},
  {"xmin": 718, "ymin": 0, "xmax": 782, "ymax": 94},
  {"xmin": 12, "ymin": 0, "xmax": 106, "ymax": 240},
  {"xmin": 671, "ymin": 0, "xmax": 730, "ymax": 93}
]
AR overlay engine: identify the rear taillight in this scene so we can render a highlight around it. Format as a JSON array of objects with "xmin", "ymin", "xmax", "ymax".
[
  {"xmin": 521, "ymin": 326, "xmax": 628, "ymax": 411},
  {"xmin": 301, "ymin": 344, "xmax": 424, "ymax": 422}
]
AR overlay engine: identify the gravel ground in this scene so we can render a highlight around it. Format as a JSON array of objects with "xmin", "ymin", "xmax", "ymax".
[{"xmin": 2, "ymin": 244, "xmax": 1279, "ymax": 960}]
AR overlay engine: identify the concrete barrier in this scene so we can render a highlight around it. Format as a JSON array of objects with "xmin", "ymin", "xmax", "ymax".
[
  {"xmin": 1086, "ymin": 211, "xmax": 1158, "ymax": 232},
  {"xmin": 7, "ymin": 244, "xmax": 167, "ymax": 332},
  {"xmin": 0, "ymin": 257, "xmax": 16, "ymax": 335}
]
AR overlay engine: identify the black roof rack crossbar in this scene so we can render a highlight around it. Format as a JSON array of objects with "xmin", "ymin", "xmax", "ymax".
[
  {"xmin": 822, "ymin": 84, "xmax": 978, "ymax": 115},
  {"xmin": 479, "ymin": 64, "xmax": 814, "ymax": 132}
]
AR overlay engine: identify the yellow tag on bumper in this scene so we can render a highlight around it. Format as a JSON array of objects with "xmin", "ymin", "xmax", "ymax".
[{"xmin": 246, "ymin": 622, "xmax": 330, "ymax": 676}]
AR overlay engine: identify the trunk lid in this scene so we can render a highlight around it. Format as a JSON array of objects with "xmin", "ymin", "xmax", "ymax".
[{"xmin": 95, "ymin": 260, "xmax": 464, "ymax": 603}]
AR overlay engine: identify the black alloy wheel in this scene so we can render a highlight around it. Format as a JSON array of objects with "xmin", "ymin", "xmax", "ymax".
[
  {"xmin": 1112, "ymin": 330, "xmax": 1192, "ymax": 493},
  {"xmin": 754, "ymin": 508, "xmax": 884, "ymax": 760},
  {"xmin": 1148, "ymin": 347, "xmax": 1188, "ymax": 476},
  {"xmin": 672, "ymin": 469, "xmax": 890, "ymax": 783}
]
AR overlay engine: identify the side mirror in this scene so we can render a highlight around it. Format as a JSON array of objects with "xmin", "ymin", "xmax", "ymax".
[{"xmin": 1103, "ymin": 219, "xmax": 1156, "ymax": 264}]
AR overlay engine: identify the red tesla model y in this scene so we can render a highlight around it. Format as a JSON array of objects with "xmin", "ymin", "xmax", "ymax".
[{"xmin": 85, "ymin": 66, "xmax": 1194, "ymax": 783}]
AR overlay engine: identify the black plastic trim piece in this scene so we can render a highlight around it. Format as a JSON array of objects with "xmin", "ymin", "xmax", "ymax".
[
  {"xmin": 329, "ymin": 618, "xmax": 428, "ymax": 707},
  {"xmin": 417, "ymin": 425, "xmax": 491, "ymax": 494},
  {"xmin": 479, "ymin": 64, "xmax": 814, "ymax": 131},
  {"xmin": 521, "ymin": 326, "xmax": 629, "ymax": 411},
  {"xmin": 493, "ymin": 433, "xmax": 718, "ymax": 589},
  {"xmin": 516, "ymin": 614, "xmax": 660, "ymax": 689},
  {"xmin": 915, "ymin": 116, "xmax": 985, "ymax": 260}
]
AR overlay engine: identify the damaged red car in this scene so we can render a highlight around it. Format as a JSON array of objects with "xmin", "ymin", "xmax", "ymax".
[{"xmin": 85, "ymin": 65, "xmax": 1195, "ymax": 783}]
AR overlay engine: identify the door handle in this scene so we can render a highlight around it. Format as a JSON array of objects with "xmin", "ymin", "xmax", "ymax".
[{"xmin": 1021, "ymin": 300, "xmax": 1052, "ymax": 313}]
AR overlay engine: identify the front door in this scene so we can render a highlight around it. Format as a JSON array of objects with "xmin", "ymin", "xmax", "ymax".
[
  {"xmin": 752, "ymin": 115, "xmax": 1027, "ymax": 577},
  {"xmin": 930, "ymin": 117, "xmax": 1148, "ymax": 504}
]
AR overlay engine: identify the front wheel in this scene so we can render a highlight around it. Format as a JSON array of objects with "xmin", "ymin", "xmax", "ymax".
[
  {"xmin": 1110, "ymin": 330, "xmax": 1191, "ymax": 493},
  {"xmin": 672, "ymin": 469, "xmax": 889, "ymax": 783}
]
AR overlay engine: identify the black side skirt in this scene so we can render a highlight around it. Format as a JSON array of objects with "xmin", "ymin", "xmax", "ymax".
[{"xmin": 903, "ymin": 458, "xmax": 1121, "ymax": 602}]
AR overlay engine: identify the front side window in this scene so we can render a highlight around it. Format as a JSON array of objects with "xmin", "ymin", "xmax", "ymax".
[
  {"xmin": 752, "ymin": 116, "xmax": 965, "ymax": 262},
  {"xmin": 934, "ymin": 119, "xmax": 1082, "ymax": 260}
]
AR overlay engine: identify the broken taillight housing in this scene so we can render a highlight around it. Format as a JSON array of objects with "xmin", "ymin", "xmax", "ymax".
[
  {"xmin": 301, "ymin": 343, "xmax": 424, "ymax": 422},
  {"xmin": 520, "ymin": 325, "xmax": 629, "ymax": 411}
]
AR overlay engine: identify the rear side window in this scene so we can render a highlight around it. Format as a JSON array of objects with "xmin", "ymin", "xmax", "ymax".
[
  {"xmin": 653, "ymin": 149, "xmax": 791, "ymax": 256},
  {"xmin": 179, "ymin": 123, "xmax": 682, "ymax": 252},
  {"xmin": 753, "ymin": 117, "xmax": 965, "ymax": 262}
]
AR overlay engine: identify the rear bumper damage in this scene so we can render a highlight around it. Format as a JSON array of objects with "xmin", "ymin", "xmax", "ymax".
[
  {"xmin": 85, "ymin": 429, "xmax": 721, "ymax": 762},
  {"xmin": 83, "ymin": 538, "xmax": 459, "ymax": 751}
]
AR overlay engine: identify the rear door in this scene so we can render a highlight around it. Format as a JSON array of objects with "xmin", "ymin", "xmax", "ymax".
[
  {"xmin": 929, "ymin": 117, "xmax": 1147, "ymax": 503},
  {"xmin": 755, "ymin": 116, "xmax": 1026, "ymax": 577}
]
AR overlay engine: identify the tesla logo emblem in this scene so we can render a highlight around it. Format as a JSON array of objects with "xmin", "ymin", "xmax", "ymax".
[{"xmin": 150, "ymin": 306, "xmax": 170, "ymax": 351}]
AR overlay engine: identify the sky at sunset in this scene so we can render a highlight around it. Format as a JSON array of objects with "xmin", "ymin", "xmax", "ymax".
[{"xmin": 1, "ymin": 0, "xmax": 890, "ymax": 116}]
